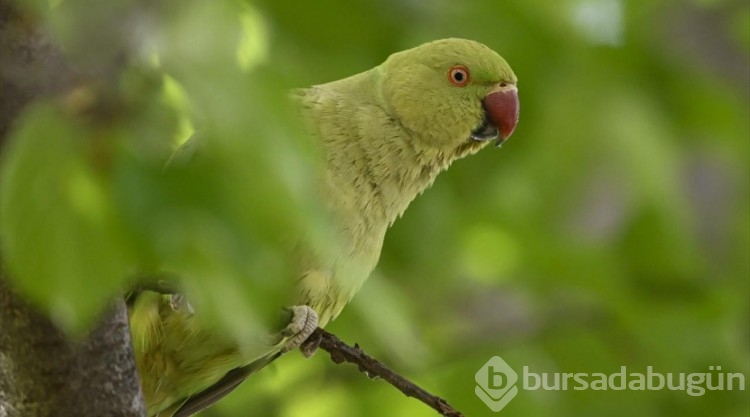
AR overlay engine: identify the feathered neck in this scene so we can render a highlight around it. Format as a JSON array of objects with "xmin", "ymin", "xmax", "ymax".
[{"xmin": 328, "ymin": 114, "xmax": 485, "ymax": 231}]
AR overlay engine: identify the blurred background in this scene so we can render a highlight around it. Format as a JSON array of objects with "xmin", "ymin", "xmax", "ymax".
[{"xmin": 1, "ymin": 0, "xmax": 748, "ymax": 416}]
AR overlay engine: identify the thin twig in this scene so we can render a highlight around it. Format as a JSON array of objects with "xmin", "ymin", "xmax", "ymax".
[{"xmin": 310, "ymin": 328, "xmax": 465, "ymax": 417}]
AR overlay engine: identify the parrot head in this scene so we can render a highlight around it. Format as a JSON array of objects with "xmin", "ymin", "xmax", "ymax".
[{"xmin": 381, "ymin": 38, "xmax": 519, "ymax": 154}]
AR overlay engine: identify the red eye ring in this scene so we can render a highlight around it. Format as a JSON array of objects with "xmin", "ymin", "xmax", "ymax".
[{"xmin": 448, "ymin": 65, "xmax": 470, "ymax": 86}]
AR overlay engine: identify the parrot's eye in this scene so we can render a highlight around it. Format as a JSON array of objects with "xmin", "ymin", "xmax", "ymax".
[{"xmin": 448, "ymin": 65, "xmax": 470, "ymax": 87}]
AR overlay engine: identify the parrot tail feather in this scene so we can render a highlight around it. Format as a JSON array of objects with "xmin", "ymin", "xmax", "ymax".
[{"xmin": 171, "ymin": 352, "xmax": 282, "ymax": 417}]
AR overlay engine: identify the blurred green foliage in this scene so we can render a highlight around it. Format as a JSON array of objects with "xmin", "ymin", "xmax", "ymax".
[{"xmin": 1, "ymin": 0, "xmax": 748, "ymax": 416}]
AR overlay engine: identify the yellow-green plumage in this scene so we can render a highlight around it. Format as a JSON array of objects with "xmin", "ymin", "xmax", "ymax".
[{"xmin": 130, "ymin": 38, "xmax": 518, "ymax": 416}]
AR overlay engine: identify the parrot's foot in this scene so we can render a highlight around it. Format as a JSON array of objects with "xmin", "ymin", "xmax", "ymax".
[
  {"xmin": 279, "ymin": 305, "xmax": 318, "ymax": 355},
  {"xmin": 124, "ymin": 275, "xmax": 181, "ymax": 304},
  {"xmin": 299, "ymin": 329, "xmax": 323, "ymax": 358},
  {"xmin": 169, "ymin": 293, "xmax": 195, "ymax": 315}
]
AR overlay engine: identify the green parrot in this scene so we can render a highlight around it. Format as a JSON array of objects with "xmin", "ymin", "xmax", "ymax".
[{"xmin": 129, "ymin": 38, "xmax": 519, "ymax": 417}]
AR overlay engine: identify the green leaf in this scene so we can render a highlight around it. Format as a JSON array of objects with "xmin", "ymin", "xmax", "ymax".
[{"xmin": 0, "ymin": 104, "xmax": 137, "ymax": 331}]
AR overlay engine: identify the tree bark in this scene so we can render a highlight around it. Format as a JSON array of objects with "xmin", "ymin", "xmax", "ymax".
[{"xmin": 0, "ymin": 2, "xmax": 146, "ymax": 416}]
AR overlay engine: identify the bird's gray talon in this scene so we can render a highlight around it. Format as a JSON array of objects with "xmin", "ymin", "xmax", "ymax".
[
  {"xmin": 169, "ymin": 294, "xmax": 195, "ymax": 315},
  {"xmin": 278, "ymin": 305, "xmax": 318, "ymax": 354},
  {"xmin": 299, "ymin": 330, "xmax": 322, "ymax": 358}
]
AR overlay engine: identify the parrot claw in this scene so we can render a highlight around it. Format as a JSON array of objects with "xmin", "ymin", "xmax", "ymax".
[
  {"xmin": 169, "ymin": 293, "xmax": 195, "ymax": 315},
  {"xmin": 299, "ymin": 329, "xmax": 323, "ymax": 358},
  {"xmin": 279, "ymin": 305, "xmax": 318, "ymax": 354}
]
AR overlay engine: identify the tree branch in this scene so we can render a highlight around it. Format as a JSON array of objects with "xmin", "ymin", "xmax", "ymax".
[{"xmin": 310, "ymin": 328, "xmax": 465, "ymax": 417}]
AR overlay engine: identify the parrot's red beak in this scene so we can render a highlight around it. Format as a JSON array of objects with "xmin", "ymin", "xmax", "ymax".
[{"xmin": 482, "ymin": 84, "xmax": 519, "ymax": 143}]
